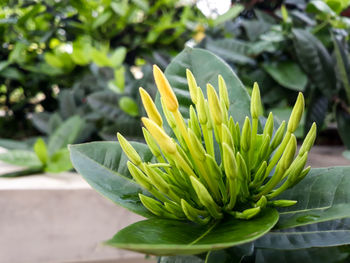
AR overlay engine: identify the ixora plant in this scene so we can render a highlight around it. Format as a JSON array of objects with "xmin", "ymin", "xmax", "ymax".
[{"xmin": 70, "ymin": 48, "xmax": 350, "ymax": 262}]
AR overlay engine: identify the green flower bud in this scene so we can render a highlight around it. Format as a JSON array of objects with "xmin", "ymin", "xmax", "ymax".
[
  {"xmin": 299, "ymin": 122, "xmax": 317, "ymax": 156},
  {"xmin": 258, "ymin": 134, "xmax": 271, "ymax": 162},
  {"xmin": 188, "ymin": 128, "xmax": 206, "ymax": 162},
  {"xmin": 293, "ymin": 166, "xmax": 311, "ymax": 185},
  {"xmin": 164, "ymin": 201, "xmax": 185, "ymax": 218},
  {"xmin": 222, "ymin": 124, "xmax": 234, "ymax": 149},
  {"xmin": 118, "ymin": 133, "xmax": 142, "ymax": 165},
  {"xmin": 197, "ymin": 88, "xmax": 207, "ymax": 125},
  {"xmin": 263, "ymin": 112, "xmax": 274, "ymax": 139},
  {"xmin": 218, "ymin": 75, "xmax": 229, "ymax": 110},
  {"xmin": 268, "ymin": 200, "xmax": 297, "ymax": 207},
  {"xmin": 241, "ymin": 116, "xmax": 251, "ymax": 152},
  {"xmin": 287, "ymin": 92, "xmax": 305, "ymax": 133},
  {"xmin": 223, "ymin": 143, "xmax": 238, "ymax": 180},
  {"xmin": 186, "ymin": 69, "xmax": 198, "ymax": 105},
  {"xmin": 189, "ymin": 105, "xmax": 202, "ymax": 139},
  {"xmin": 271, "ymin": 121, "xmax": 286, "ymax": 150},
  {"xmin": 144, "ymin": 165, "xmax": 170, "ymax": 195},
  {"xmin": 250, "ymin": 161, "xmax": 267, "ymax": 188},
  {"xmin": 161, "ymin": 98, "xmax": 176, "ymax": 129},
  {"xmin": 142, "ymin": 128, "xmax": 161, "ymax": 158},
  {"xmin": 256, "ymin": 195, "xmax": 267, "ymax": 208},
  {"xmin": 232, "ymin": 207, "xmax": 261, "ymax": 220},
  {"xmin": 181, "ymin": 199, "xmax": 210, "ymax": 225},
  {"xmin": 127, "ymin": 161, "xmax": 152, "ymax": 190},
  {"xmin": 139, "ymin": 194, "xmax": 178, "ymax": 219},
  {"xmin": 207, "ymin": 83, "xmax": 223, "ymax": 126},
  {"xmin": 250, "ymin": 82, "xmax": 262, "ymax": 119},
  {"xmin": 281, "ymin": 134, "xmax": 297, "ymax": 170},
  {"xmin": 139, "ymin": 87, "xmax": 163, "ymax": 127}
]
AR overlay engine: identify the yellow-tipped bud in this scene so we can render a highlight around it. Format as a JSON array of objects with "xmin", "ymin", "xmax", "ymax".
[
  {"xmin": 139, "ymin": 87, "xmax": 162, "ymax": 127},
  {"xmin": 218, "ymin": 75, "xmax": 229, "ymax": 110},
  {"xmin": 281, "ymin": 134, "xmax": 297, "ymax": 170},
  {"xmin": 299, "ymin": 122, "xmax": 317, "ymax": 156},
  {"xmin": 250, "ymin": 82, "xmax": 262, "ymax": 119},
  {"xmin": 207, "ymin": 83, "xmax": 223, "ymax": 125},
  {"xmin": 197, "ymin": 88, "xmax": 207, "ymax": 124},
  {"xmin": 188, "ymin": 128, "xmax": 206, "ymax": 161},
  {"xmin": 117, "ymin": 133, "xmax": 142, "ymax": 165},
  {"xmin": 241, "ymin": 116, "xmax": 251, "ymax": 152},
  {"xmin": 263, "ymin": 112, "xmax": 274, "ymax": 139},
  {"xmin": 142, "ymin": 117, "xmax": 177, "ymax": 154},
  {"xmin": 287, "ymin": 92, "xmax": 304, "ymax": 132},
  {"xmin": 186, "ymin": 69, "xmax": 198, "ymax": 104},
  {"xmin": 153, "ymin": 65, "xmax": 178, "ymax": 112},
  {"xmin": 223, "ymin": 143, "xmax": 238, "ymax": 180}
]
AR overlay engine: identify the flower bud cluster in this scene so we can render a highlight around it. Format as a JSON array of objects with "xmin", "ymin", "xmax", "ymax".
[{"xmin": 118, "ymin": 65, "xmax": 316, "ymax": 224}]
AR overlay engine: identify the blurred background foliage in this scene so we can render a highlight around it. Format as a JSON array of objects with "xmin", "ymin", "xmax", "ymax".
[{"xmin": 1, "ymin": 0, "xmax": 350, "ymax": 150}]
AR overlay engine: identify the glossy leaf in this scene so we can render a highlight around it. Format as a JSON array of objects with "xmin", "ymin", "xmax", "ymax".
[
  {"xmin": 0, "ymin": 150, "xmax": 42, "ymax": 167},
  {"xmin": 106, "ymin": 208, "xmax": 278, "ymax": 256},
  {"xmin": 69, "ymin": 141, "xmax": 155, "ymax": 217},
  {"xmin": 262, "ymin": 61, "xmax": 307, "ymax": 91},
  {"xmin": 163, "ymin": 47, "xmax": 251, "ymax": 126}
]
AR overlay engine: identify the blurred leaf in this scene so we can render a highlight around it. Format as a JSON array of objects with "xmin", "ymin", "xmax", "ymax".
[
  {"xmin": 48, "ymin": 113, "xmax": 63, "ymax": 135},
  {"xmin": 306, "ymin": 0, "xmax": 336, "ymax": 16},
  {"xmin": 262, "ymin": 62, "xmax": 307, "ymax": 91},
  {"xmin": 31, "ymin": 112, "xmax": 51, "ymax": 134},
  {"xmin": 92, "ymin": 11, "xmax": 112, "ymax": 29},
  {"xmin": 336, "ymin": 105, "xmax": 350, "ymax": 149},
  {"xmin": 0, "ymin": 150, "xmax": 41, "ymax": 167},
  {"xmin": 110, "ymin": 47, "xmax": 127, "ymax": 68},
  {"xmin": 212, "ymin": 4, "xmax": 244, "ymax": 27},
  {"xmin": 45, "ymin": 148, "xmax": 73, "ymax": 173},
  {"xmin": 0, "ymin": 139, "xmax": 32, "ymax": 151},
  {"xmin": 33, "ymin": 138, "xmax": 48, "ymax": 164},
  {"xmin": 91, "ymin": 49, "xmax": 112, "ymax": 67},
  {"xmin": 119, "ymin": 96, "xmax": 139, "ymax": 117},
  {"xmin": 58, "ymin": 90, "xmax": 77, "ymax": 119},
  {"xmin": 304, "ymin": 90, "xmax": 328, "ymax": 133},
  {"xmin": 87, "ymin": 90, "xmax": 121, "ymax": 120}
]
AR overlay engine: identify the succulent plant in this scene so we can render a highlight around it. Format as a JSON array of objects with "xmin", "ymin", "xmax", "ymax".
[{"xmin": 117, "ymin": 65, "xmax": 317, "ymax": 225}]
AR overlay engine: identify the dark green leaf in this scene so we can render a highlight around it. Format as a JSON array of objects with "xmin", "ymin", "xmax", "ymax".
[
  {"xmin": 69, "ymin": 141, "xmax": 155, "ymax": 217},
  {"xmin": 87, "ymin": 90, "xmax": 122, "ymax": 121},
  {"xmin": 336, "ymin": 106, "xmax": 350, "ymax": 149},
  {"xmin": 212, "ymin": 4, "xmax": 244, "ymax": 27},
  {"xmin": 106, "ymin": 208, "xmax": 278, "ymax": 255},
  {"xmin": 304, "ymin": 89, "xmax": 328, "ymax": 133},
  {"xmin": 31, "ymin": 112, "xmax": 51, "ymax": 134}
]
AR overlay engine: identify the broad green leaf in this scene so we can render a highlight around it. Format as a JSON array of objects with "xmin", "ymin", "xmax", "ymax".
[
  {"xmin": 110, "ymin": 47, "xmax": 127, "ymax": 68},
  {"xmin": 45, "ymin": 148, "xmax": 73, "ymax": 173},
  {"xmin": 255, "ymin": 246, "xmax": 350, "ymax": 263},
  {"xmin": 205, "ymin": 39, "xmax": 256, "ymax": 65},
  {"xmin": 33, "ymin": 138, "xmax": 48, "ymax": 165},
  {"xmin": 0, "ymin": 150, "xmax": 42, "ymax": 167},
  {"xmin": 163, "ymin": 47, "xmax": 251, "ymax": 126},
  {"xmin": 205, "ymin": 243, "xmax": 254, "ymax": 263},
  {"xmin": 69, "ymin": 141, "xmax": 155, "ymax": 217},
  {"xmin": 47, "ymin": 116, "xmax": 84, "ymax": 156},
  {"xmin": 0, "ymin": 139, "xmax": 32, "ymax": 150},
  {"xmin": 87, "ymin": 90, "xmax": 121, "ymax": 121},
  {"xmin": 304, "ymin": 89, "xmax": 328, "ymax": 134},
  {"xmin": 273, "ymin": 167, "xmax": 350, "ymax": 229},
  {"xmin": 119, "ymin": 96, "xmax": 139, "ymax": 117},
  {"xmin": 0, "ymin": 166, "xmax": 43, "ymax": 178},
  {"xmin": 262, "ymin": 62, "xmax": 307, "ymax": 91},
  {"xmin": 255, "ymin": 218, "xmax": 350, "ymax": 249},
  {"xmin": 159, "ymin": 255, "xmax": 203, "ymax": 263},
  {"xmin": 306, "ymin": 1, "xmax": 336, "ymax": 16},
  {"xmin": 292, "ymin": 29, "xmax": 336, "ymax": 99},
  {"xmin": 106, "ymin": 208, "xmax": 278, "ymax": 255},
  {"xmin": 58, "ymin": 90, "xmax": 77, "ymax": 119}
]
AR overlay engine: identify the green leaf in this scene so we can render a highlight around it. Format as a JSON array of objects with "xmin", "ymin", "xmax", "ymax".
[
  {"xmin": 163, "ymin": 47, "xmax": 251, "ymax": 127},
  {"xmin": 69, "ymin": 141, "xmax": 155, "ymax": 217},
  {"xmin": 0, "ymin": 138, "xmax": 32, "ymax": 150},
  {"xmin": 92, "ymin": 11, "xmax": 112, "ymax": 29},
  {"xmin": 91, "ymin": 48, "xmax": 112, "ymax": 67},
  {"xmin": 110, "ymin": 47, "xmax": 127, "ymax": 68},
  {"xmin": 306, "ymin": 1, "xmax": 336, "ymax": 16},
  {"xmin": 212, "ymin": 4, "xmax": 244, "ymax": 27},
  {"xmin": 0, "ymin": 150, "xmax": 42, "ymax": 167},
  {"xmin": 105, "ymin": 208, "xmax": 278, "ymax": 255},
  {"xmin": 58, "ymin": 90, "xmax": 77, "ymax": 119},
  {"xmin": 292, "ymin": 29, "xmax": 336, "ymax": 99},
  {"xmin": 205, "ymin": 243, "xmax": 254, "ymax": 263},
  {"xmin": 33, "ymin": 138, "xmax": 48, "ymax": 165},
  {"xmin": 269, "ymin": 107, "xmax": 305, "ymax": 138},
  {"xmin": 87, "ymin": 90, "xmax": 121, "ymax": 121},
  {"xmin": 31, "ymin": 112, "xmax": 51, "ymax": 134},
  {"xmin": 274, "ymin": 167, "xmax": 350, "ymax": 229},
  {"xmin": 159, "ymin": 255, "xmax": 203, "ymax": 263},
  {"xmin": 119, "ymin": 96, "xmax": 139, "ymax": 117},
  {"xmin": 304, "ymin": 89, "xmax": 328, "ymax": 134},
  {"xmin": 256, "ymin": 246, "xmax": 350, "ymax": 263},
  {"xmin": 45, "ymin": 148, "xmax": 73, "ymax": 173},
  {"xmin": 262, "ymin": 62, "xmax": 307, "ymax": 91},
  {"xmin": 47, "ymin": 116, "xmax": 84, "ymax": 156}
]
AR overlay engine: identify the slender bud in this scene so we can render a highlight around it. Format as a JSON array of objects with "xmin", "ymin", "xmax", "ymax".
[
  {"xmin": 237, "ymin": 152, "xmax": 249, "ymax": 182},
  {"xmin": 139, "ymin": 87, "xmax": 162, "ymax": 127},
  {"xmin": 263, "ymin": 112, "xmax": 274, "ymax": 139},
  {"xmin": 139, "ymin": 194, "xmax": 178, "ymax": 219},
  {"xmin": 142, "ymin": 128, "xmax": 161, "ymax": 157},
  {"xmin": 223, "ymin": 143, "xmax": 238, "ymax": 180},
  {"xmin": 258, "ymin": 134, "xmax": 271, "ymax": 162},
  {"xmin": 190, "ymin": 176, "xmax": 222, "ymax": 219},
  {"xmin": 299, "ymin": 122, "xmax": 317, "ymax": 156},
  {"xmin": 287, "ymin": 92, "xmax": 304, "ymax": 132},
  {"xmin": 188, "ymin": 128, "xmax": 206, "ymax": 161},
  {"xmin": 186, "ymin": 69, "xmax": 198, "ymax": 104},
  {"xmin": 142, "ymin": 118, "xmax": 177, "ymax": 154},
  {"xmin": 268, "ymin": 200, "xmax": 297, "ymax": 207},
  {"xmin": 241, "ymin": 117, "xmax": 251, "ymax": 152},
  {"xmin": 164, "ymin": 202, "xmax": 185, "ymax": 217},
  {"xmin": 233, "ymin": 207, "xmax": 261, "ymax": 219},
  {"xmin": 144, "ymin": 165, "xmax": 170, "ymax": 195},
  {"xmin": 293, "ymin": 166, "xmax": 311, "ymax": 185},
  {"xmin": 160, "ymin": 98, "xmax": 176, "ymax": 128},
  {"xmin": 153, "ymin": 65, "xmax": 178, "ymax": 112},
  {"xmin": 218, "ymin": 75, "xmax": 229, "ymax": 110},
  {"xmin": 222, "ymin": 124, "xmax": 234, "ymax": 149},
  {"xmin": 117, "ymin": 133, "xmax": 142, "ymax": 165},
  {"xmin": 207, "ymin": 83, "xmax": 223, "ymax": 125},
  {"xmin": 189, "ymin": 105, "xmax": 202, "ymax": 139},
  {"xmin": 281, "ymin": 134, "xmax": 297, "ymax": 170},
  {"xmin": 250, "ymin": 82, "xmax": 262, "ymax": 119},
  {"xmin": 250, "ymin": 161, "xmax": 267, "ymax": 188},
  {"xmin": 256, "ymin": 195, "xmax": 267, "ymax": 208},
  {"xmin": 181, "ymin": 199, "xmax": 210, "ymax": 225},
  {"xmin": 197, "ymin": 88, "xmax": 207, "ymax": 124},
  {"xmin": 271, "ymin": 121, "xmax": 286, "ymax": 150},
  {"xmin": 127, "ymin": 161, "xmax": 152, "ymax": 190}
]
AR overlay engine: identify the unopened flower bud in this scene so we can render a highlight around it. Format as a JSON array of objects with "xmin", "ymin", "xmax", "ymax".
[
  {"xmin": 287, "ymin": 92, "xmax": 304, "ymax": 132},
  {"xmin": 271, "ymin": 121, "xmax": 286, "ymax": 150},
  {"xmin": 186, "ymin": 69, "xmax": 198, "ymax": 104},
  {"xmin": 263, "ymin": 112, "xmax": 274, "ymax": 139},
  {"xmin": 250, "ymin": 82, "xmax": 262, "ymax": 119},
  {"xmin": 207, "ymin": 83, "xmax": 223, "ymax": 125},
  {"xmin": 241, "ymin": 117, "xmax": 251, "ymax": 152},
  {"xmin": 127, "ymin": 161, "xmax": 152, "ymax": 190},
  {"xmin": 118, "ymin": 133, "xmax": 142, "ymax": 165},
  {"xmin": 223, "ymin": 143, "xmax": 238, "ymax": 180},
  {"xmin": 139, "ymin": 87, "xmax": 162, "ymax": 127},
  {"xmin": 189, "ymin": 105, "xmax": 201, "ymax": 139},
  {"xmin": 281, "ymin": 134, "xmax": 297, "ymax": 170},
  {"xmin": 197, "ymin": 88, "xmax": 207, "ymax": 124},
  {"xmin": 142, "ymin": 128, "xmax": 161, "ymax": 157},
  {"xmin": 299, "ymin": 122, "xmax": 317, "ymax": 156},
  {"xmin": 218, "ymin": 75, "xmax": 229, "ymax": 110},
  {"xmin": 188, "ymin": 128, "xmax": 206, "ymax": 161},
  {"xmin": 268, "ymin": 199, "xmax": 297, "ymax": 207}
]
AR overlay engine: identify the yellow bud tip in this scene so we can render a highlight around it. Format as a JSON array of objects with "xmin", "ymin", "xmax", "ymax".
[
  {"xmin": 207, "ymin": 83, "xmax": 223, "ymax": 125},
  {"xmin": 139, "ymin": 87, "xmax": 163, "ymax": 127},
  {"xmin": 117, "ymin": 133, "xmax": 142, "ymax": 165},
  {"xmin": 288, "ymin": 92, "xmax": 305, "ymax": 132},
  {"xmin": 186, "ymin": 69, "xmax": 198, "ymax": 104},
  {"xmin": 142, "ymin": 117, "xmax": 177, "ymax": 154},
  {"xmin": 251, "ymin": 82, "xmax": 262, "ymax": 119},
  {"xmin": 153, "ymin": 64, "xmax": 178, "ymax": 112}
]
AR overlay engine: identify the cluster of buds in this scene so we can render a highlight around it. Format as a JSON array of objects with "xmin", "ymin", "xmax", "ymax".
[{"xmin": 117, "ymin": 65, "xmax": 316, "ymax": 224}]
